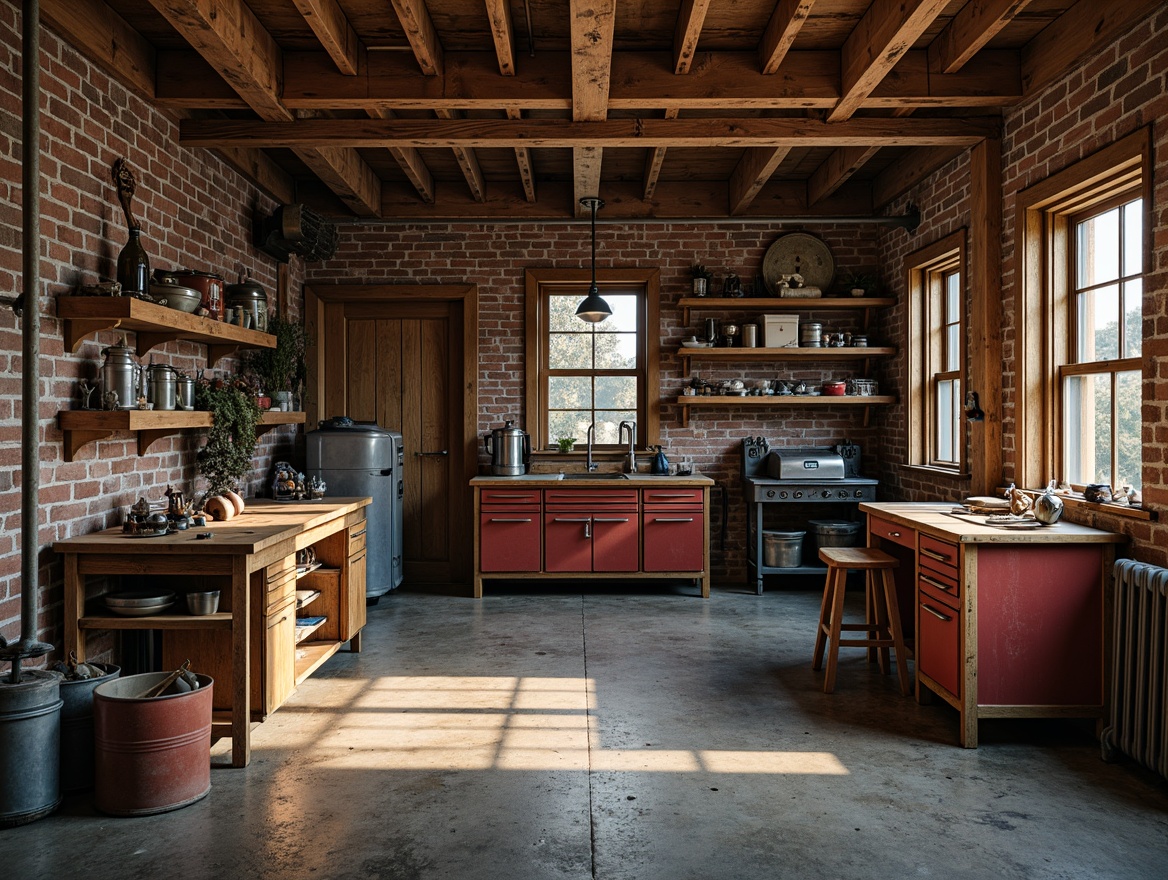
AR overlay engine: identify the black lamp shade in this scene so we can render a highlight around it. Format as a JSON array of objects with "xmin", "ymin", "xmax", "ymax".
[{"xmin": 575, "ymin": 287, "xmax": 611, "ymax": 322}]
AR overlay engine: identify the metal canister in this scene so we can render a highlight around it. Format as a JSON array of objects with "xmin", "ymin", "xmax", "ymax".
[
  {"xmin": 0, "ymin": 671, "xmax": 62, "ymax": 827},
  {"xmin": 800, "ymin": 322, "xmax": 823, "ymax": 347},
  {"xmin": 147, "ymin": 364, "xmax": 177, "ymax": 411},
  {"xmin": 742, "ymin": 324, "xmax": 758, "ymax": 347},
  {"xmin": 224, "ymin": 273, "xmax": 269, "ymax": 333},
  {"xmin": 100, "ymin": 342, "xmax": 139, "ymax": 410},
  {"xmin": 175, "ymin": 374, "xmax": 195, "ymax": 409}
]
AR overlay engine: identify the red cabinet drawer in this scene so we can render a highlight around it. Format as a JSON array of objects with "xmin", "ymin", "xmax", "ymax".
[
  {"xmin": 479, "ymin": 513, "xmax": 541, "ymax": 572},
  {"xmin": 545, "ymin": 488, "xmax": 638, "ymax": 507},
  {"xmin": 918, "ymin": 587, "xmax": 961, "ymax": 698},
  {"xmin": 919, "ymin": 535, "xmax": 959, "ymax": 574},
  {"xmin": 918, "ymin": 564, "xmax": 960, "ymax": 608},
  {"xmin": 642, "ymin": 487, "xmax": 702, "ymax": 506},
  {"xmin": 869, "ymin": 516, "xmax": 915, "ymax": 549},
  {"xmin": 591, "ymin": 514, "xmax": 640, "ymax": 572},
  {"xmin": 480, "ymin": 488, "xmax": 542, "ymax": 507},
  {"xmin": 643, "ymin": 512, "xmax": 704, "ymax": 571},
  {"xmin": 544, "ymin": 514, "xmax": 594, "ymax": 572}
]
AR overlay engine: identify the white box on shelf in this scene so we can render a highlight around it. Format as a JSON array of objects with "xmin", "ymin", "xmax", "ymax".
[{"xmin": 762, "ymin": 314, "xmax": 799, "ymax": 348}]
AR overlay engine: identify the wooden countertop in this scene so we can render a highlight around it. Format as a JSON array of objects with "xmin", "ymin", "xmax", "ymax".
[
  {"xmin": 52, "ymin": 497, "xmax": 371, "ymax": 556},
  {"xmin": 860, "ymin": 502, "xmax": 1126, "ymax": 544},
  {"xmin": 472, "ymin": 473, "xmax": 714, "ymax": 487}
]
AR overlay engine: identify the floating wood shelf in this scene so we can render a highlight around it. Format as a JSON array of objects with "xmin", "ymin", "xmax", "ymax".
[
  {"xmin": 677, "ymin": 345, "xmax": 896, "ymax": 361},
  {"xmin": 57, "ymin": 409, "xmax": 305, "ymax": 461},
  {"xmin": 673, "ymin": 394, "xmax": 895, "ymax": 428},
  {"xmin": 57, "ymin": 296, "xmax": 275, "ymax": 365},
  {"xmin": 78, "ymin": 612, "xmax": 233, "ymax": 631},
  {"xmin": 678, "ymin": 296, "xmax": 895, "ymax": 324}
]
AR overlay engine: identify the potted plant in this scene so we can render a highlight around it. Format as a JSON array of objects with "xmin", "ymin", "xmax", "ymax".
[
  {"xmin": 242, "ymin": 312, "xmax": 307, "ymax": 410},
  {"xmin": 194, "ymin": 376, "xmax": 263, "ymax": 499},
  {"xmin": 555, "ymin": 436, "xmax": 577, "ymax": 453},
  {"xmin": 842, "ymin": 270, "xmax": 877, "ymax": 297},
  {"xmin": 690, "ymin": 264, "xmax": 712, "ymax": 297}
]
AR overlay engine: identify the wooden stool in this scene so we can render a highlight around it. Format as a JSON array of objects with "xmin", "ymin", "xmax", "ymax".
[{"xmin": 812, "ymin": 547, "xmax": 910, "ymax": 695}]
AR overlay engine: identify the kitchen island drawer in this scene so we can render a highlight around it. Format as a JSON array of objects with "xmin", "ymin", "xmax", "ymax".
[
  {"xmin": 480, "ymin": 488, "xmax": 542, "ymax": 507},
  {"xmin": 869, "ymin": 516, "xmax": 915, "ymax": 549},
  {"xmin": 919, "ymin": 535, "xmax": 959, "ymax": 573},
  {"xmin": 918, "ymin": 588, "xmax": 961, "ymax": 699}
]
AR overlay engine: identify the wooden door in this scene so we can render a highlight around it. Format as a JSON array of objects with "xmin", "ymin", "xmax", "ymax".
[{"xmin": 305, "ymin": 285, "xmax": 478, "ymax": 588}]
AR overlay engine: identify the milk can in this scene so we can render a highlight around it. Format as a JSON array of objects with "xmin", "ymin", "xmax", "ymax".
[
  {"xmin": 100, "ymin": 342, "xmax": 140, "ymax": 410},
  {"xmin": 147, "ymin": 364, "xmax": 177, "ymax": 411},
  {"xmin": 175, "ymin": 374, "xmax": 195, "ymax": 409}
]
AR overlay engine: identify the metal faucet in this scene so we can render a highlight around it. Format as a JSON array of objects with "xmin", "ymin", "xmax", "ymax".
[
  {"xmin": 586, "ymin": 423, "xmax": 598, "ymax": 471},
  {"xmin": 619, "ymin": 421, "xmax": 637, "ymax": 473}
]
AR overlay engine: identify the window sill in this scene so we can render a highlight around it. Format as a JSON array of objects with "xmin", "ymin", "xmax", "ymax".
[
  {"xmin": 902, "ymin": 465, "xmax": 971, "ymax": 482},
  {"xmin": 1014, "ymin": 489, "xmax": 1155, "ymax": 522}
]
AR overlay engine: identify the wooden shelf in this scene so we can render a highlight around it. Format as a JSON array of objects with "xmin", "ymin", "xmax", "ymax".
[
  {"xmin": 57, "ymin": 409, "xmax": 305, "ymax": 461},
  {"xmin": 295, "ymin": 640, "xmax": 340, "ymax": 684},
  {"xmin": 295, "ymin": 588, "xmax": 321, "ymax": 608},
  {"xmin": 57, "ymin": 296, "xmax": 275, "ymax": 365},
  {"xmin": 294, "ymin": 617, "xmax": 326, "ymax": 644},
  {"xmin": 677, "ymin": 345, "xmax": 895, "ymax": 361},
  {"xmin": 673, "ymin": 394, "xmax": 895, "ymax": 427},
  {"xmin": 679, "ymin": 296, "xmax": 894, "ymax": 323},
  {"xmin": 78, "ymin": 612, "xmax": 233, "ymax": 631}
]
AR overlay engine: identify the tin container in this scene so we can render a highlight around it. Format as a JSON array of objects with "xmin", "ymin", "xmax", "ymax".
[
  {"xmin": 742, "ymin": 324, "xmax": 758, "ymax": 347},
  {"xmin": 800, "ymin": 322, "xmax": 823, "ymax": 347}
]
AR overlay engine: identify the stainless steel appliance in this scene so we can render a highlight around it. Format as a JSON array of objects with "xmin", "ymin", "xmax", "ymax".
[
  {"xmin": 742, "ymin": 437, "xmax": 877, "ymax": 594},
  {"xmin": 484, "ymin": 420, "xmax": 530, "ymax": 475},
  {"xmin": 307, "ymin": 418, "xmax": 404, "ymax": 599}
]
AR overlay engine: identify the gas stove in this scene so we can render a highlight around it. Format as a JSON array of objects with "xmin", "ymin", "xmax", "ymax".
[{"xmin": 742, "ymin": 438, "xmax": 877, "ymax": 504}]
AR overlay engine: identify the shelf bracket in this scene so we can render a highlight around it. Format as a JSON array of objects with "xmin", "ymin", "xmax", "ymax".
[
  {"xmin": 64, "ymin": 319, "xmax": 123, "ymax": 353},
  {"xmin": 135, "ymin": 331, "xmax": 183, "ymax": 356},
  {"xmin": 207, "ymin": 343, "xmax": 242, "ymax": 366},
  {"xmin": 63, "ymin": 428, "xmax": 114, "ymax": 462},
  {"xmin": 138, "ymin": 428, "xmax": 182, "ymax": 456}
]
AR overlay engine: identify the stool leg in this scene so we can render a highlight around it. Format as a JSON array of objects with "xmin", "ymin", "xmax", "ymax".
[
  {"xmin": 864, "ymin": 575, "xmax": 878, "ymax": 665},
  {"xmin": 822, "ymin": 567, "xmax": 847, "ymax": 694},
  {"xmin": 870, "ymin": 571, "xmax": 891, "ymax": 674},
  {"xmin": 880, "ymin": 567, "xmax": 911, "ymax": 696},
  {"xmin": 812, "ymin": 567, "xmax": 834, "ymax": 671}
]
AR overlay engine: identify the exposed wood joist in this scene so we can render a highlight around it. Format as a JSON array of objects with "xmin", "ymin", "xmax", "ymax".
[
  {"xmin": 929, "ymin": 0, "xmax": 1035, "ymax": 74},
  {"xmin": 828, "ymin": 0, "xmax": 951, "ymax": 123},
  {"xmin": 506, "ymin": 108, "xmax": 537, "ymax": 203},
  {"xmin": 871, "ymin": 145, "xmax": 966, "ymax": 209},
  {"xmin": 435, "ymin": 109, "xmax": 487, "ymax": 202},
  {"xmin": 1021, "ymin": 0, "xmax": 1164, "ymax": 95},
  {"xmin": 759, "ymin": 0, "xmax": 817, "ymax": 74},
  {"xmin": 179, "ymin": 116, "xmax": 1001, "ymax": 150},
  {"xmin": 673, "ymin": 0, "xmax": 712, "ymax": 74},
  {"xmin": 570, "ymin": 0, "xmax": 616, "ymax": 210},
  {"xmin": 389, "ymin": 0, "xmax": 444, "ymax": 75},
  {"xmin": 729, "ymin": 148, "xmax": 792, "ymax": 215},
  {"xmin": 642, "ymin": 109, "xmax": 679, "ymax": 201},
  {"xmin": 807, "ymin": 146, "xmax": 881, "ymax": 206},
  {"xmin": 145, "ymin": 0, "xmax": 380, "ymax": 216},
  {"xmin": 484, "ymin": 0, "xmax": 516, "ymax": 76},
  {"xmin": 366, "ymin": 107, "xmax": 435, "ymax": 204},
  {"xmin": 292, "ymin": 0, "xmax": 363, "ymax": 76}
]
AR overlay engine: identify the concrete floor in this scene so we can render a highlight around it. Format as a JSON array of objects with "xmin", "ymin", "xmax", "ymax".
[{"xmin": 4, "ymin": 582, "xmax": 1167, "ymax": 879}]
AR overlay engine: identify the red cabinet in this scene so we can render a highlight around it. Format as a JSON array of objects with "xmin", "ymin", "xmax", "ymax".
[
  {"xmin": 642, "ymin": 487, "xmax": 705, "ymax": 572},
  {"xmin": 479, "ymin": 488, "xmax": 541, "ymax": 572},
  {"xmin": 917, "ymin": 583, "xmax": 960, "ymax": 698},
  {"xmin": 545, "ymin": 488, "xmax": 639, "ymax": 572}
]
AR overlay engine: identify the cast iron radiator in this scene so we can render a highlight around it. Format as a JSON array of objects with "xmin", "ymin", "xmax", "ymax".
[{"xmin": 1101, "ymin": 559, "xmax": 1168, "ymax": 779}]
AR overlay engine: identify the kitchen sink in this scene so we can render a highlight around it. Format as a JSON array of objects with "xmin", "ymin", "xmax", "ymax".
[{"xmin": 560, "ymin": 472, "xmax": 629, "ymax": 480}]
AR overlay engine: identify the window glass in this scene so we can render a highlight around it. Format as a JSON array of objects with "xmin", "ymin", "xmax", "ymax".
[
  {"xmin": 1123, "ymin": 279, "xmax": 1142, "ymax": 359},
  {"xmin": 1115, "ymin": 369, "xmax": 1142, "ymax": 490},
  {"xmin": 936, "ymin": 378, "xmax": 956, "ymax": 463},
  {"xmin": 1122, "ymin": 201, "xmax": 1142, "ymax": 277},
  {"xmin": 1076, "ymin": 209, "xmax": 1120, "ymax": 286},
  {"xmin": 1075, "ymin": 284, "xmax": 1119, "ymax": 362}
]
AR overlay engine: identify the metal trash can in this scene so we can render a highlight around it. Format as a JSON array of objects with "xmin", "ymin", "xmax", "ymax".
[
  {"xmin": 763, "ymin": 530, "xmax": 805, "ymax": 568},
  {"xmin": 59, "ymin": 663, "xmax": 120, "ymax": 793},
  {"xmin": 0, "ymin": 670, "xmax": 62, "ymax": 827}
]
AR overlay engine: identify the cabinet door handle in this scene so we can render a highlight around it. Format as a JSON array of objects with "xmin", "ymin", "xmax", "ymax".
[
  {"xmin": 887, "ymin": 530, "xmax": 901, "ymax": 538},
  {"xmin": 920, "ymin": 548, "xmax": 951, "ymax": 562},
  {"xmin": 921, "ymin": 603, "xmax": 953, "ymax": 622},
  {"xmin": 920, "ymin": 574, "xmax": 954, "ymax": 592},
  {"xmin": 648, "ymin": 493, "xmax": 695, "ymax": 498},
  {"xmin": 489, "ymin": 517, "xmax": 533, "ymax": 523},
  {"xmin": 592, "ymin": 517, "xmax": 630, "ymax": 523},
  {"xmin": 651, "ymin": 517, "xmax": 694, "ymax": 523},
  {"xmin": 350, "ymin": 552, "xmax": 366, "ymax": 564},
  {"xmin": 351, "ymin": 528, "xmax": 367, "ymax": 538},
  {"xmin": 491, "ymin": 494, "xmax": 536, "ymax": 501},
  {"xmin": 552, "ymin": 517, "xmax": 592, "ymax": 522},
  {"xmin": 415, "ymin": 449, "xmax": 449, "ymax": 456}
]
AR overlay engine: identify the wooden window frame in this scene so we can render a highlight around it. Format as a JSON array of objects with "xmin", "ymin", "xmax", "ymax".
[
  {"xmin": 1014, "ymin": 127, "xmax": 1151, "ymax": 490},
  {"xmin": 906, "ymin": 230, "xmax": 967, "ymax": 473},
  {"xmin": 524, "ymin": 268, "xmax": 660, "ymax": 452}
]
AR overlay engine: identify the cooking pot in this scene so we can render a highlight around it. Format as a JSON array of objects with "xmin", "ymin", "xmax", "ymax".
[
  {"xmin": 166, "ymin": 269, "xmax": 224, "ymax": 320},
  {"xmin": 484, "ymin": 420, "xmax": 530, "ymax": 476},
  {"xmin": 822, "ymin": 380, "xmax": 847, "ymax": 396},
  {"xmin": 149, "ymin": 279, "xmax": 202, "ymax": 314},
  {"xmin": 224, "ymin": 271, "xmax": 269, "ymax": 332}
]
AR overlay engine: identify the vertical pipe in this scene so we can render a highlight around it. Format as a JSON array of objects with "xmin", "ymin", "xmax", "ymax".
[{"xmin": 20, "ymin": 0, "xmax": 41, "ymax": 655}]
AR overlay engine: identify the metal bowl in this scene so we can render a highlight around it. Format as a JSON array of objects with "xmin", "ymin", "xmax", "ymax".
[
  {"xmin": 185, "ymin": 590, "xmax": 220, "ymax": 616},
  {"xmin": 104, "ymin": 591, "xmax": 176, "ymax": 616},
  {"xmin": 150, "ymin": 282, "xmax": 202, "ymax": 314}
]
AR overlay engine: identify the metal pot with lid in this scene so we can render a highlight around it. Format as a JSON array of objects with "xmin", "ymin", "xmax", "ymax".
[
  {"xmin": 224, "ymin": 270, "xmax": 269, "ymax": 332},
  {"xmin": 484, "ymin": 420, "xmax": 530, "ymax": 476}
]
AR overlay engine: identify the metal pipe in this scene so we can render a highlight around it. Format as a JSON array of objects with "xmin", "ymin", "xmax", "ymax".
[{"xmin": 336, "ymin": 207, "xmax": 920, "ymax": 231}]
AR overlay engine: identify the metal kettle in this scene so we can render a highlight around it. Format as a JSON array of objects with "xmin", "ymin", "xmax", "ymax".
[{"xmin": 484, "ymin": 420, "xmax": 530, "ymax": 476}]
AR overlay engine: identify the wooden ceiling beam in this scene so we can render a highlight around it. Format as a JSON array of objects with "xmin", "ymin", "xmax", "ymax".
[
  {"xmin": 42, "ymin": 0, "xmax": 156, "ymax": 98},
  {"xmin": 484, "ymin": 0, "xmax": 517, "ymax": 76},
  {"xmin": 929, "ymin": 0, "xmax": 1035, "ymax": 75},
  {"xmin": 180, "ymin": 115, "xmax": 1001, "ymax": 150},
  {"xmin": 1021, "ymin": 0, "xmax": 1163, "ymax": 95},
  {"xmin": 506, "ymin": 108, "xmax": 537, "ymax": 203},
  {"xmin": 729, "ymin": 147, "xmax": 792, "ymax": 215},
  {"xmin": 570, "ymin": 0, "xmax": 616, "ymax": 211},
  {"xmin": 291, "ymin": 0, "xmax": 363, "ymax": 76},
  {"xmin": 806, "ymin": 145, "xmax": 881, "ymax": 206},
  {"xmin": 759, "ymin": 0, "xmax": 817, "ymax": 75},
  {"xmin": 642, "ymin": 109, "xmax": 679, "ymax": 201},
  {"xmin": 435, "ymin": 109, "xmax": 487, "ymax": 202},
  {"xmin": 366, "ymin": 107, "xmax": 435, "ymax": 204},
  {"xmin": 673, "ymin": 0, "xmax": 712, "ymax": 74},
  {"xmin": 389, "ymin": 0, "xmax": 444, "ymax": 75},
  {"xmin": 828, "ymin": 0, "xmax": 951, "ymax": 123}
]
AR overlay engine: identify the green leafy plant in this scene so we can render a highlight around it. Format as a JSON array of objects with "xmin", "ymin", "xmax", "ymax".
[
  {"xmin": 842, "ymin": 270, "xmax": 877, "ymax": 294},
  {"xmin": 195, "ymin": 376, "xmax": 262, "ymax": 498},
  {"xmin": 242, "ymin": 312, "xmax": 307, "ymax": 395},
  {"xmin": 555, "ymin": 436, "xmax": 577, "ymax": 453}
]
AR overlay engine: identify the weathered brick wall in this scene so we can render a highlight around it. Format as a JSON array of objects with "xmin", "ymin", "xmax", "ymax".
[
  {"xmin": 875, "ymin": 5, "xmax": 1168, "ymax": 564},
  {"xmin": 311, "ymin": 222, "xmax": 886, "ymax": 584},
  {"xmin": 0, "ymin": 8, "xmax": 301, "ymax": 652}
]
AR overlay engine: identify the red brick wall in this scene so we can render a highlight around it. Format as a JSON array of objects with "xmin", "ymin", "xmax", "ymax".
[
  {"xmin": 0, "ymin": 8, "xmax": 301, "ymax": 653},
  {"xmin": 311, "ymin": 223, "xmax": 887, "ymax": 584},
  {"xmin": 874, "ymin": 5, "xmax": 1168, "ymax": 565}
]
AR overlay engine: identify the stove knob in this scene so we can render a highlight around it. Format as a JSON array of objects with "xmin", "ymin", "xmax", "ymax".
[
  {"xmin": 821, "ymin": 489, "xmax": 832, "ymax": 498},
  {"xmin": 766, "ymin": 489, "xmax": 776, "ymax": 498},
  {"xmin": 778, "ymin": 490, "xmax": 788, "ymax": 499},
  {"xmin": 838, "ymin": 489, "xmax": 848, "ymax": 499},
  {"xmin": 793, "ymin": 490, "xmax": 803, "ymax": 499},
  {"xmin": 854, "ymin": 489, "xmax": 864, "ymax": 498}
]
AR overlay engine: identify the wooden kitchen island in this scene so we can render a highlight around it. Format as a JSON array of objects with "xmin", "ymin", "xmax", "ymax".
[
  {"xmin": 56, "ymin": 498, "xmax": 370, "ymax": 768},
  {"xmin": 861, "ymin": 502, "xmax": 1126, "ymax": 747}
]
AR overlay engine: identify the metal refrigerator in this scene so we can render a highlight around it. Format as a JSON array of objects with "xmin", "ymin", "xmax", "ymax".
[{"xmin": 306, "ymin": 418, "xmax": 404, "ymax": 598}]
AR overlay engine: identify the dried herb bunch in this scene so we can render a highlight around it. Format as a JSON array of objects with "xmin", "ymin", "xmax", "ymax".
[{"xmin": 195, "ymin": 376, "xmax": 262, "ymax": 498}]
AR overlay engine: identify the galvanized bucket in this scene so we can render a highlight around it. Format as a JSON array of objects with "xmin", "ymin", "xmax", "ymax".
[
  {"xmin": 0, "ymin": 670, "xmax": 62, "ymax": 827},
  {"xmin": 59, "ymin": 663, "xmax": 120, "ymax": 793}
]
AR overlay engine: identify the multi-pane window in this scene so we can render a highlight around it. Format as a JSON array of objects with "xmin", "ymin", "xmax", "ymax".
[
  {"xmin": 933, "ymin": 267, "xmax": 963, "ymax": 466},
  {"xmin": 545, "ymin": 292, "xmax": 639, "ymax": 446},
  {"xmin": 1061, "ymin": 196, "xmax": 1143, "ymax": 490}
]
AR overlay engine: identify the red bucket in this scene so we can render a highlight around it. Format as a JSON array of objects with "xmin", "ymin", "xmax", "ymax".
[{"xmin": 93, "ymin": 672, "xmax": 213, "ymax": 816}]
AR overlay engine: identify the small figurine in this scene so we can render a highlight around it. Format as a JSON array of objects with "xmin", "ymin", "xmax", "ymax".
[
  {"xmin": 79, "ymin": 379, "xmax": 96, "ymax": 410},
  {"xmin": 309, "ymin": 476, "xmax": 327, "ymax": 500},
  {"xmin": 103, "ymin": 390, "xmax": 120, "ymax": 410}
]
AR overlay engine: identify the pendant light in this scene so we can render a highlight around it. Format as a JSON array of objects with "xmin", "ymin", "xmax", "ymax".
[{"xmin": 575, "ymin": 197, "xmax": 612, "ymax": 323}]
